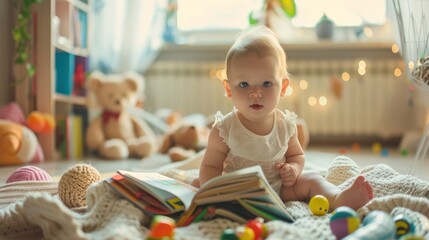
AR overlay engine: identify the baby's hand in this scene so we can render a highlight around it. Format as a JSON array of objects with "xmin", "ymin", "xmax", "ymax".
[{"xmin": 275, "ymin": 163, "xmax": 298, "ymax": 187}]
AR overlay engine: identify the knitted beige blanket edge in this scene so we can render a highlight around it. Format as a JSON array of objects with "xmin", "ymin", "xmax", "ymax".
[{"xmin": 1, "ymin": 156, "xmax": 428, "ymax": 240}]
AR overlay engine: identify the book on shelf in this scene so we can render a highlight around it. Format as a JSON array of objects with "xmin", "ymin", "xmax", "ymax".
[
  {"xmin": 55, "ymin": 114, "xmax": 84, "ymax": 159},
  {"xmin": 104, "ymin": 165, "xmax": 295, "ymax": 226}
]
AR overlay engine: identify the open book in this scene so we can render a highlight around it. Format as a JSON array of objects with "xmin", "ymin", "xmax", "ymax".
[{"xmin": 104, "ymin": 165, "xmax": 295, "ymax": 226}]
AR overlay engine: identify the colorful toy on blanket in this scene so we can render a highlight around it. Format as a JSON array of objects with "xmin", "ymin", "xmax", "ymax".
[
  {"xmin": 309, "ymin": 195, "xmax": 329, "ymax": 216},
  {"xmin": 343, "ymin": 211, "xmax": 395, "ymax": 240},
  {"xmin": 0, "ymin": 120, "xmax": 41, "ymax": 165},
  {"xmin": 329, "ymin": 206, "xmax": 360, "ymax": 239},
  {"xmin": 221, "ymin": 218, "xmax": 268, "ymax": 240},
  {"xmin": 146, "ymin": 215, "xmax": 175, "ymax": 240},
  {"xmin": 394, "ymin": 214, "xmax": 416, "ymax": 239},
  {"xmin": 58, "ymin": 163, "xmax": 101, "ymax": 208},
  {"xmin": 6, "ymin": 166, "xmax": 52, "ymax": 183}
]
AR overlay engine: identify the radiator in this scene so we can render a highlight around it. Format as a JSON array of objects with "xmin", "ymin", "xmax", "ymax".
[{"xmin": 144, "ymin": 58, "xmax": 414, "ymax": 140}]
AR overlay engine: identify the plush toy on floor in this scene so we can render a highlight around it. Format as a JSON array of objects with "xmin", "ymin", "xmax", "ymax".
[
  {"xmin": 0, "ymin": 120, "xmax": 41, "ymax": 166},
  {"xmin": 85, "ymin": 71, "xmax": 158, "ymax": 159},
  {"xmin": 160, "ymin": 125, "xmax": 209, "ymax": 162},
  {"xmin": 0, "ymin": 102, "xmax": 45, "ymax": 164}
]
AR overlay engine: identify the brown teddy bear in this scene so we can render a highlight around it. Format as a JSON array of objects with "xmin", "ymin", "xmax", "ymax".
[
  {"xmin": 160, "ymin": 124, "xmax": 209, "ymax": 162},
  {"xmin": 85, "ymin": 71, "xmax": 157, "ymax": 159}
]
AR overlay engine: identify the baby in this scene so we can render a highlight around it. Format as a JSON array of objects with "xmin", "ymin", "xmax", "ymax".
[{"xmin": 194, "ymin": 26, "xmax": 373, "ymax": 211}]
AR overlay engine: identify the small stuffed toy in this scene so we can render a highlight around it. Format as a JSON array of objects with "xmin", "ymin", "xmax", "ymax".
[
  {"xmin": 0, "ymin": 120, "xmax": 40, "ymax": 165},
  {"xmin": 85, "ymin": 71, "xmax": 157, "ymax": 159},
  {"xmin": 0, "ymin": 102, "xmax": 44, "ymax": 166},
  {"xmin": 160, "ymin": 125, "xmax": 209, "ymax": 162}
]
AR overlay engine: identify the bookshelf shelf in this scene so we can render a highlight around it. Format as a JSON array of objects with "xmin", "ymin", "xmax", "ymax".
[
  {"xmin": 55, "ymin": 93, "xmax": 87, "ymax": 106},
  {"xmin": 55, "ymin": 43, "xmax": 89, "ymax": 57}
]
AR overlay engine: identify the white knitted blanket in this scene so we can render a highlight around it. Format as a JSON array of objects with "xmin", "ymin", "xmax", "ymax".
[{"xmin": 0, "ymin": 156, "xmax": 428, "ymax": 240}]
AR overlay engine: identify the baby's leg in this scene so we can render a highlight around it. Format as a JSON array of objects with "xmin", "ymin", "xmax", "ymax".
[
  {"xmin": 279, "ymin": 172, "xmax": 373, "ymax": 210},
  {"xmin": 333, "ymin": 175, "xmax": 373, "ymax": 210}
]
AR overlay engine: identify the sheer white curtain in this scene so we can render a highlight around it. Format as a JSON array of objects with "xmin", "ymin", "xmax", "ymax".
[{"xmin": 90, "ymin": 0, "xmax": 167, "ymax": 74}]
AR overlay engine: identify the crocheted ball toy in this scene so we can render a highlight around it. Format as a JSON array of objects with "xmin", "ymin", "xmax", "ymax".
[
  {"xmin": 6, "ymin": 166, "xmax": 52, "ymax": 183},
  {"xmin": 58, "ymin": 163, "xmax": 101, "ymax": 208}
]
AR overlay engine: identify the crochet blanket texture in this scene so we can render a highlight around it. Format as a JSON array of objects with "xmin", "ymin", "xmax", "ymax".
[{"xmin": 0, "ymin": 156, "xmax": 428, "ymax": 240}]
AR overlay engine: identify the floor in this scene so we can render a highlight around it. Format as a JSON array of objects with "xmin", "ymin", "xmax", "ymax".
[{"xmin": 0, "ymin": 146, "xmax": 428, "ymax": 184}]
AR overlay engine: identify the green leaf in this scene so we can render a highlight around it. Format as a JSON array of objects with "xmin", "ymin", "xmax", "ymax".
[
  {"xmin": 278, "ymin": 0, "xmax": 296, "ymax": 18},
  {"xmin": 26, "ymin": 63, "xmax": 36, "ymax": 78},
  {"xmin": 248, "ymin": 11, "xmax": 259, "ymax": 26}
]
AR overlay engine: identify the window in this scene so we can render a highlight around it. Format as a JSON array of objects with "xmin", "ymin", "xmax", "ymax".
[
  {"xmin": 176, "ymin": 0, "xmax": 386, "ymax": 31},
  {"xmin": 292, "ymin": 0, "xmax": 386, "ymax": 27},
  {"xmin": 177, "ymin": 0, "xmax": 263, "ymax": 31}
]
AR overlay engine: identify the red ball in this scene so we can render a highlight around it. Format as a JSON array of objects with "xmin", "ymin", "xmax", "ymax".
[{"xmin": 246, "ymin": 218, "xmax": 263, "ymax": 239}]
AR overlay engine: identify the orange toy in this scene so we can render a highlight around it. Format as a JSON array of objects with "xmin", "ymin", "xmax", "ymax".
[
  {"xmin": 0, "ymin": 120, "xmax": 39, "ymax": 165},
  {"xmin": 27, "ymin": 111, "xmax": 55, "ymax": 134}
]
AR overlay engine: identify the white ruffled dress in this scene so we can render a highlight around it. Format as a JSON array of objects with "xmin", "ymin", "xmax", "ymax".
[{"xmin": 215, "ymin": 108, "xmax": 297, "ymax": 194}]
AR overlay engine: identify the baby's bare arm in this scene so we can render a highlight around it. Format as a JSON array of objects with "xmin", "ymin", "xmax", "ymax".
[
  {"xmin": 199, "ymin": 126, "xmax": 229, "ymax": 186},
  {"xmin": 277, "ymin": 130, "xmax": 305, "ymax": 186},
  {"xmin": 284, "ymin": 131, "xmax": 305, "ymax": 174}
]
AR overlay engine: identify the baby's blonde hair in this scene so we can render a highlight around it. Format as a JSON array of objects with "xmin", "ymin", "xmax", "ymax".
[{"xmin": 225, "ymin": 26, "xmax": 289, "ymax": 81}]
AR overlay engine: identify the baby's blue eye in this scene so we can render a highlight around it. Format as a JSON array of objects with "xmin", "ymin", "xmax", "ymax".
[
  {"xmin": 262, "ymin": 81, "xmax": 272, "ymax": 87},
  {"xmin": 239, "ymin": 82, "xmax": 249, "ymax": 88}
]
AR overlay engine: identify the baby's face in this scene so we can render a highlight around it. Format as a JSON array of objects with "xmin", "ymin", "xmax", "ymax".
[{"xmin": 225, "ymin": 52, "xmax": 287, "ymax": 122}]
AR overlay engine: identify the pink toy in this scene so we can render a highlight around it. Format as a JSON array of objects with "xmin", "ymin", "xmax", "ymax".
[{"xmin": 6, "ymin": 166, "xmax": 52, "ymax": 183}]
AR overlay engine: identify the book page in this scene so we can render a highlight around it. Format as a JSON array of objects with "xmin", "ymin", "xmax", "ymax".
[
  {"xmin": 119, "ymin": 170, "xmax": 198, "ymax": 209},
  {"xmin": 200, "ymin": 166, "xmax": 265, "ymax": 190}
]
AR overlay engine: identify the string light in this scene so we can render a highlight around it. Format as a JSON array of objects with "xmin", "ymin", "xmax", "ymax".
[
  {"xmin": 308, "ymin": 96, "xmax": 317, "ymax": 106},
  {"xmin": 394, "ymin": 67, "xmax": 402, "ymax": 77},
  {"xmin": 209, "ymin": 69, "xmax": 217, "ymax": 79},
  {"xmin": 391, "ymin": 44, "xmax": 400, "ymax": 53},
  {"xmin": 358, "ymin": 60, "xmax": 366, "ymax": 76},
  {"xmin": 342, "ymin": 72, "xmax": 350, "ymax": 81},
  {"xmin": 408, "ymin": 61, "xmax": 414, "ymax": 70},
  {"xmin": 214, "ymin": 68, "xmax": 227, "ymax": 81},
  {"xmin": 299, "ymin": 80, "xmax": 308, "ymax": 89},
  {"xmin": 363, "ymin": 27, "xmax": 374, "ymax": 38},
  {"xmin": 319, "ymin": 96, "xmax": 328, "ymax": 106}
]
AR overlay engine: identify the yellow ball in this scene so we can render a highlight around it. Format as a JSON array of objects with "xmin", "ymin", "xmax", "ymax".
[
  {"xmin": 309, "ymin": 195, "xmax": 329, "ymax": 216},
  {"xmin": 237, "ymin": 226, "xmax": 255, "ymax": 240},
  {"xmin": 372, "ymin": 142, "xmax": 382, "ymax": 154}
]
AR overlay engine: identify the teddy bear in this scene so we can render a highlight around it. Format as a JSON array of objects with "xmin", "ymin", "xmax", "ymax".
[
  {"xmin": 160, "ymin": 124, "xmax": 209, "ymax": 162},
  {"xmin": 85, "ymin": 71, "xmax": 157, "ymax": 160}
]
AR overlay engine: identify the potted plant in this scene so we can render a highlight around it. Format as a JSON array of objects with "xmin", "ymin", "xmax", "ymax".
[
  {"xmin": 316, "ymin": 13, "xmax": 334, "ymax": 39},
  {"xmin": 12, "ymin": 0, "xmax": 43, "ymax": 85}
]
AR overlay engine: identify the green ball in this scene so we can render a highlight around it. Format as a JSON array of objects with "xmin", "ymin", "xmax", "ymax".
[
  {"xmin": 221, "ymin": 228, "xmax": 238, "ymax": 240},
  {"xmin": 400, "ymin": 149, "xmax": 409, "ymax": 156}
]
